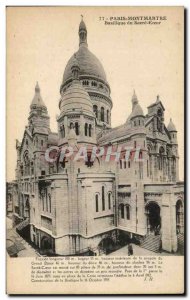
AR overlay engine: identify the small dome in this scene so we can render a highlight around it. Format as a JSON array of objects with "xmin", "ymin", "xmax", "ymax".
[
  {"xmin": 167, "ymin": 118, "xmax": 177, "ymax": 132},
  {"xmin": 130, "ymin": 103, "xmax": 144, "ymax": 119},
  {"xmin": 60, "ymin": 80, "xmax": 93, "ymax": 116}
]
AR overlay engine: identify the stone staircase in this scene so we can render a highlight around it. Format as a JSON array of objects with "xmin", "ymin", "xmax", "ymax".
[
  {"xmin": 177, "ymin": 233, "xmax": 184, "ymax": 254},
  {"xmin": 141, "ymin": 235, "xmax": 161, "ymax": 253},
  {"xmin": 16, "ymin": 218, "xmax": 29, "ymax": 232}
]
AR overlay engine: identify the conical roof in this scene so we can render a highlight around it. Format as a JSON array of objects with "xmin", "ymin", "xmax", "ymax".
[
  {"xmin": 167, "ymin": 118, "xmax": 177, "ymax": 132},
  {"xmin": 132, "ymin": 90, "xmax": 138, "ymax": 107},
  {"xmin": 30, "ymin": 82, "xmax": 46, "ymax": 109},
  {"xmin": 130, "ymin": 91, "xmax": 144, "ymax": 119},
  {"xmin": 130, "ymin": 103, "xmax": 144, "ymax": 118}
]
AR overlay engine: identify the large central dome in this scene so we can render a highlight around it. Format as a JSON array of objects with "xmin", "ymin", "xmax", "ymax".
[
  {"xmin": 62, "ymin": 18, "xmax": 107, "ymax": 84},
  {"xmin": 63, "ymin": 44, "xmax": 107, "ymax": 83},
  {"xmin": 60, "ymin": 18, "xmax": 112, "ymax": 132}
]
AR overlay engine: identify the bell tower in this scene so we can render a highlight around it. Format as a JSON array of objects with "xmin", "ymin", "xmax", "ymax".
[{"xmin": 28, "ymin": 82, "xmax": 50, "ymax": 133}]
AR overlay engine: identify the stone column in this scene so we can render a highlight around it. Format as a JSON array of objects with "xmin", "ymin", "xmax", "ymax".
[
  {"xmin": 63, "ymin": 116, "xmax": 68, "ymax": 137},
  {"xmin": 153, "ymin": 155, "xmax": 158, "ymax": 182},
  {"xmin": 51, "ymin": 181, "xmax": 57, "ymax": 237},
  {"xmin": 80, "ymin": 114, "xmax": 85, "ymax": 137},
  {"xmin": 161, "ymin": 192, "xmax": 177, "ymax": 252},
  {"xmin": 176, "ymin": 157, "xmax": 179, "ymax": 182}
]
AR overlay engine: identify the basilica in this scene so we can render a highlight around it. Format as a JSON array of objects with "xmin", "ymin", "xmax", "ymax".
[{"xmin": 10, "ymin": 18, "xmax": 184, "ymax": 255}]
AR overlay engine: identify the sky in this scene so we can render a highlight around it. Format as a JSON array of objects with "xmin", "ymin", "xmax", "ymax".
[{"xmin": 6, "ymin": 6, "xmax": 184, "ymax": 181}]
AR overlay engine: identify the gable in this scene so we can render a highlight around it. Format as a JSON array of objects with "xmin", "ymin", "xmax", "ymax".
[{"xmin": 20, "ymin": 129, "xmax": 33, "ymax": 159}]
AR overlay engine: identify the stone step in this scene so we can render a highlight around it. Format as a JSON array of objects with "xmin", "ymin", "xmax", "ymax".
[
  {"xmin": 141, "ymin": 235, "xmax": 161, "ymax": 253},
  {"xmin": 177, "ymin": 234, "xmax": 184, "ymax": 254}
]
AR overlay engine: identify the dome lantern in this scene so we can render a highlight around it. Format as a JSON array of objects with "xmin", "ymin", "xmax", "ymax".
[
  {"xmin": 35, "ymin": 81, "xmax": 40, "ymax": 93},
  {"xmin": 79, "ymin": 15, "xmax": 87, "ymax": 47}
]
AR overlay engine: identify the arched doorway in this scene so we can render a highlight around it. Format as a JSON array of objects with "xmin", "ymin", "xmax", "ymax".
[
  {"xmin": 98, "ymin": 237, "xmax": 115, "ymax": 255},
  {"xmin": 146, "ymin": 202, "xmax": 161, "ymax": 235},
  {"xmin": 176, "ymin": 200, "xmax": 184, "ymax": 234},
  {"xmin": 41, "ymin": 236, "xmax": 53, "ymax": 255}
]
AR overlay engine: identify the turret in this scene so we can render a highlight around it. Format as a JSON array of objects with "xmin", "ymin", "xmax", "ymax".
[
  {"xmin": 28, "ymin": 82, "xmax": 50, "ymax": 132},
  {"xmin": 167, "ymin": 118, "xmax": 177, "ymax": 144},
  {"xmin": 130, "ymin": 91, "xmax": 145, "ymax": 128}
]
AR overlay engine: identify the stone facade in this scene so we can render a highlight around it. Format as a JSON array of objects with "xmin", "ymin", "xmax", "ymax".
[{"xmin": 11, "ymin": 18, "xmax": 184, "ymax": 255}]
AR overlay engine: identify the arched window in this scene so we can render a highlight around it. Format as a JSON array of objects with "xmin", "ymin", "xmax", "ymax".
[
  {"xmin": 20, "ymin": 165, "xmax": 23, "ymax": 176},
  {"xmin": 139, "ymin": 151, "xmax": 143, "ymax": 159},
  {"xmin": 24, "ymin": 151, "xmax": 30, "ymax": 176},
  {"xmin": 41, "ymin": 190, "xmax": 45, "ymax": 211},
  {"xmin": 41, "ymin": 140, "xmax": 43, "ymax": 146},
  {"xmin": 75, "ymin": 122, "xmax": 79, "ymax": 136},
  {"xmin": 101, "ymin": 107, "xmax": 104, "ymax": 122},
  {"xmin": 147, "ymin": 160, "xmax": 149, "ymax": 177},
  {"xmin": 85, "ymin": 153, "xmax": 93, "ymax": 168},
  {"xmin": 126, "ymin": 205, "xmax": 130, "ymax": 220},
  {"xmin": 120, "ymin": 159, "xmax": 122, "ymax": 169},
  {"xmin": 102, "ymin": 186, "xmax": 105, "ymax": 211},
  {"xmin": 108, "ymin": 193, "xmax": 111, "ymax": 210},
  {"xmin": 139, "ymin": 120, "xmax": 141, "ymax": 126},
  {"xmin": 92, "ymin": 81, "xmax": 97, "ymax": 87},
  {"xmin": 134, "ymin": 121, "xmax": 136, "ymax": 126},
  {"xmin": 157, "ymin": 108, "xmax": 162, "ymax": 117},
  {"xmin": 124, "ymin": 161, "xmax": 127, "ymax": 169},
  {"xmin": 85, "ymin": 123, "xmax": 88, "ymax": 136},
  {"xmin": 89, "ymin": 124, "xmax": 92, "ymax": 137},
  {"xmin": 45, "ymin": 192, "xmax": 48, "ymax": 211},
  {"xmin": 83, "ymin": 80, "xmax": 89, "ymax": 86},
  {"xmin": 176, "ymin": 200, "xmax": 183, "ymax": 233},
  {"xmin": 31, "ymin": 161, "xmax": 34, "ymax": 176},
  {"xmin": 159, "ymin": 147, "xmax": 165, "ymax": 170},
  {"xmin": 70, "ymin": 122, "xmax": 73, "ymax": 129},
  {"xmin": 93, "ymin": 105, "xmax": 98, "ymax": 118},
  {"xmin": 95, "ymin": 194, "xmax": 99, "ymax": 212},
  {"xmin": 48, "ymin": 194, "xmax": 51, "ymax": 213},
  {"xmin": 134, "ymin": 141, "xmax": 136, "ymax": 148},
  {"xmin": 121, "ymin": 204, "xmax": 124, "ymax": 219},
  {"xmin": 107, "ymin": 110, "xmax": 109, "ymax": 123},
  {"xmin": 60, "ymin": 125, "xmax": 65, "ymax": 138}
]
